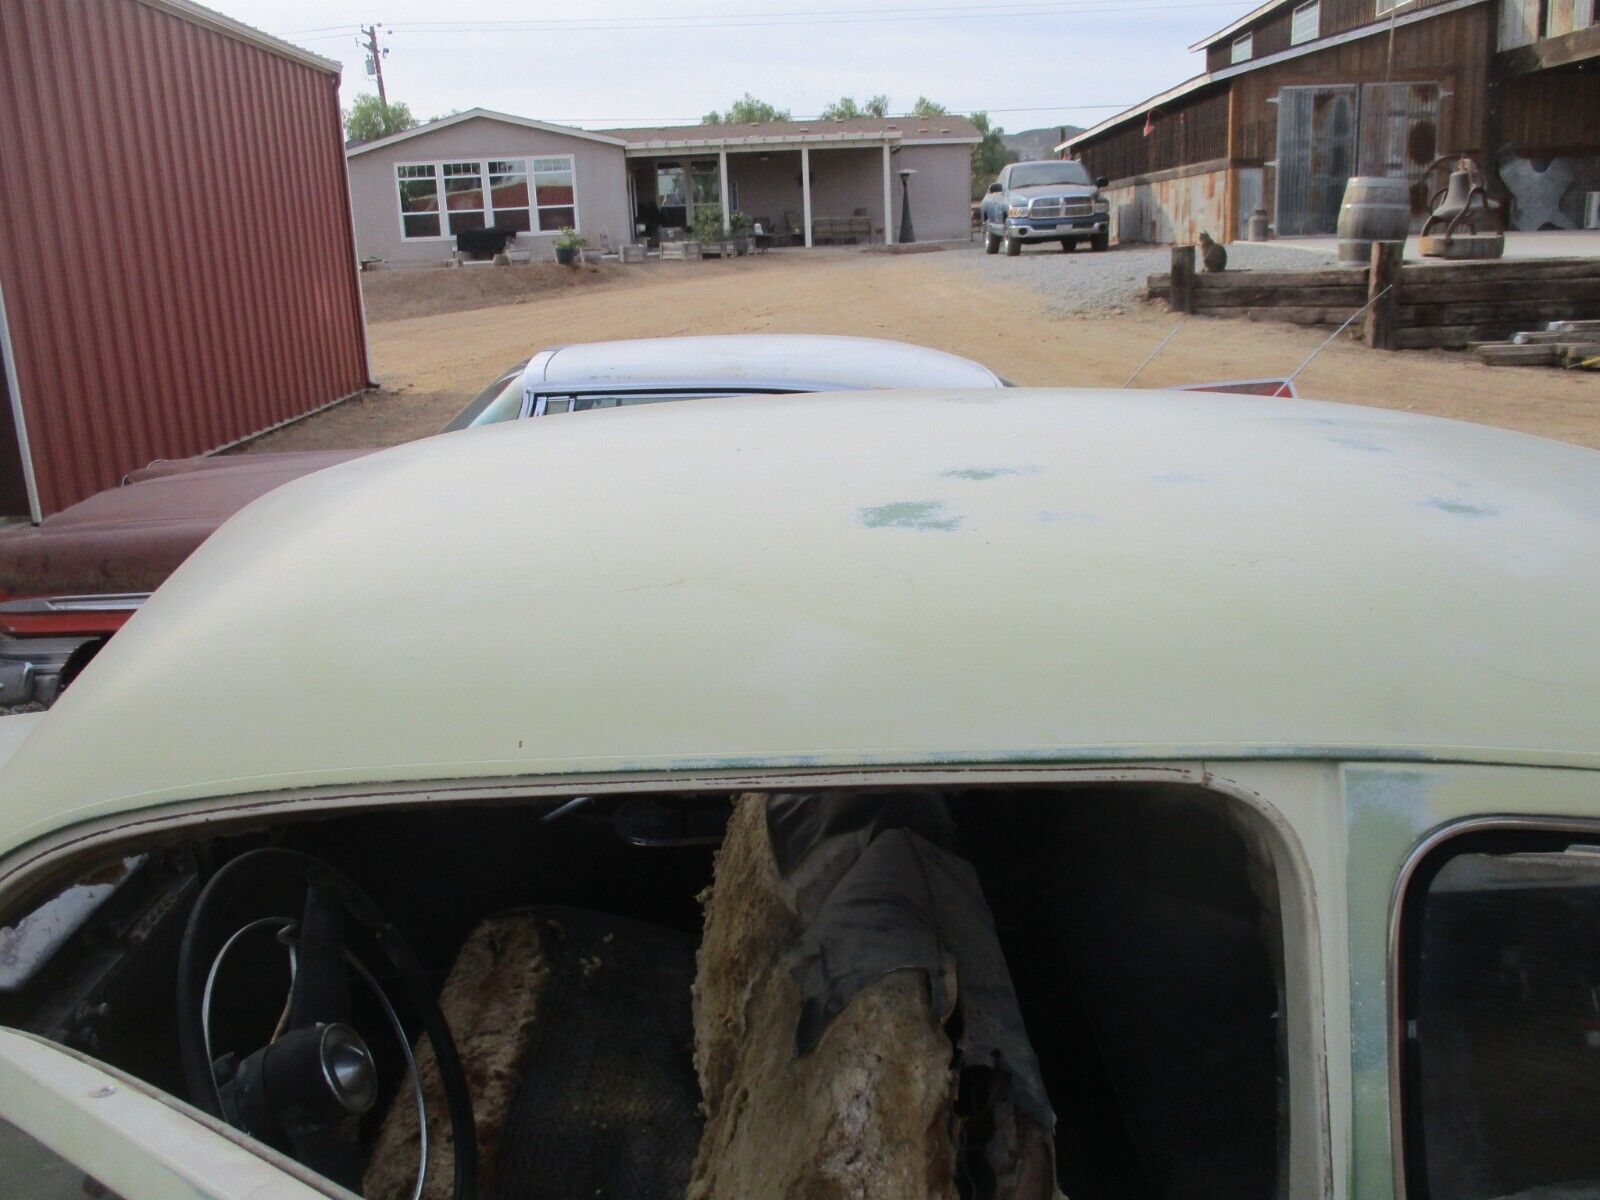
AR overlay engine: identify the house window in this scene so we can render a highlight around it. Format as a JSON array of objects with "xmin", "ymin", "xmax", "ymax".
[
  {"xmin": 443, "ymin": 161, "xmax": 486, "ymax": 236},
  {"xmin": 1375, "ymin": 0, "xmax": 1414, "ymax": 14},
  {"xmin": 397, "ymin": 155, "xmax": 578, "ymax": 239},
  {"xmin": 1399, "ymin": 830, "xmax": 1600, "ymax": 1200},
  {"xmin": 1232, "ymin": 32, "xmax": 1254, "ymax": 63},
  {"xmin": 488, "ymin": 160, "xmax": 531, "ymax": 233},
  {"xmin": 397, "ymin": 164, "xmax": 441, "ymax": 239},
  {"xmin": 533, "ymin": 157, "xmax": 577, "ymax": 231},
  {"xmin": 1291, "ymin": 0, "xmax": 1320, "ymax": 43}
]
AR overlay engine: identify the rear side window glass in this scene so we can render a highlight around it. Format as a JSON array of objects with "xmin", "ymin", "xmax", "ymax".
[{"xmin": 1401, "ymin": 833, "xmax": 1600, "ymax": 1200}]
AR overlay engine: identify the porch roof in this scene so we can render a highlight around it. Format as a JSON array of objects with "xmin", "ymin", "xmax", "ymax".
[{"xmin": 607, "ymin": 115, "xmax": 982, "ymax": 155}]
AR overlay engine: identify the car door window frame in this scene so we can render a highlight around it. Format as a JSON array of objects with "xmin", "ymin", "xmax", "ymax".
[
  {"xmin": 0, "ymin": 1028, "xmax": 340, "ymax": 1200},
  {"xmin": 1389, "ymin": 814, "xmax": 1600, "ymax": 1200}
]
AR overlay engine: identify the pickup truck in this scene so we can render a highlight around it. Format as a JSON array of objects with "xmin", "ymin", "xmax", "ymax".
[{"xmin": 981, "ymin": 159, "xmax": 1111, "ymax": 256}]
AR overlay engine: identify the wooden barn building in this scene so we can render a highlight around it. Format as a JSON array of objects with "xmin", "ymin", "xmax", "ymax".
[{"xmin": 1060, "ymin": 0, "xmax": 1600, "ymax": 244}]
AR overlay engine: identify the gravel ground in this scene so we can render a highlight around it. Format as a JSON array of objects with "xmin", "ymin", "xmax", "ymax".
[{"xmin": 932, "ymin": 240, "xmax": 1343, "ymax": 315}]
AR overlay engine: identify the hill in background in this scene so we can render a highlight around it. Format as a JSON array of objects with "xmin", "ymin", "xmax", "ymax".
[{"xmin": 1002, "ymin": 126, "xmax": 1083, "ymax": 161}]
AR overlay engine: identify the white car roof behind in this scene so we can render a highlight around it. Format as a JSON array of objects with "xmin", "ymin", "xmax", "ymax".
[
  {"xmin": 529, "ymin": 335, "xmax": 1005, "ymax": 391},
  {"xmin": 0, "ymin": 389, "xmax": 1596, "ymax": 858}
]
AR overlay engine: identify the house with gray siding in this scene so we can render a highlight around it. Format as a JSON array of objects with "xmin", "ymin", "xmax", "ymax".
[{"xmin": 347, "ymin": 109, "xmax": 980, "ymax": 264}]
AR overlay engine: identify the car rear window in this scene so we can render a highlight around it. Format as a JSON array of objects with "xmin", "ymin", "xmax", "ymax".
[{"xmin": 1401, "ymin": 833, "xmax": 1600, "ymax": 1200}]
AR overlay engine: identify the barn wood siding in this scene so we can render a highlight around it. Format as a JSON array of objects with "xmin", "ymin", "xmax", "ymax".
[
  {"xmin": 1206, "ymin": 0, "xmax": 1464, "ymax": 70},
  {"xmin": 1498, "ymin": 69, "xmax": 1600, "ymax": 154},
  {"xmin": 1229, "ymin": 3, "xmax": 1493, "ymax": 164},
  {"xmin": 1076, "ymin": 89, "xmax": 1230, "ymax": 186},
  {"xmin": 0, "ymin": 0, "xmax": 369, "ymax": 516}
]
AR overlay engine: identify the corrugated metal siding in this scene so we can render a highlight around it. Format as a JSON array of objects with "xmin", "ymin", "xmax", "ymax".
[{"xmin": 0, "ymin": 0, "xmax": 369, "ymax": 516}]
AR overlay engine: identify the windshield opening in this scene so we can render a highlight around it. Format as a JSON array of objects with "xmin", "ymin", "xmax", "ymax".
[{"xmin": 1009, "ymin": 161, "xmax": 1093, "ymax": 189}]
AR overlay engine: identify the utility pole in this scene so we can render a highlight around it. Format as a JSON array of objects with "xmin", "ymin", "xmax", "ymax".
[{"xmin": 360, "ymin": 25, "xmax": 388, "ymax": 106}]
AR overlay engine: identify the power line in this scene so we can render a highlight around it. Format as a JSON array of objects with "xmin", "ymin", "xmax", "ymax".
[{"xmin": 287, "ymin": 0, "xmax": 1250, "ymax": 37}]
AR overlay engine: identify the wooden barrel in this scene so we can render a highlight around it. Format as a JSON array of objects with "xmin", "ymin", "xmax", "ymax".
[{"xmin": 1337, "ymin": 176, "xmax": 1410, "ymax": 264}]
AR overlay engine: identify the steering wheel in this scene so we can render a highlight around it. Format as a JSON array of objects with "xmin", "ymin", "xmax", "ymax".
[{"xmin": 176, "ymin": 848, "xmax": 477, "ymax": 1200}]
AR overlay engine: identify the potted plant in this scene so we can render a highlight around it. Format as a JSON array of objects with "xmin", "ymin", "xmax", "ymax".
[
  {"xmin": 553, "ymin": 227, "xmax": 585, "ymax": 267},
  {"xmin": 694, "ymin": 206, "xmax": 735, "ymax": 259},
  {"xmin": 730, "ymin": 211, "xmax": 754, "ymax": 255}
]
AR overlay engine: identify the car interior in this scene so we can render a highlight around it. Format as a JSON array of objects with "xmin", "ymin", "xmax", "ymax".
[{"xmin": 0, "ymin": 784, "xmax": 1290, "ymax": 1200}]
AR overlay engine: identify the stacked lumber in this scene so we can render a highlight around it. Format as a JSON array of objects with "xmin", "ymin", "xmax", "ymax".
[
  {"xmin": 1145, "ymin": 267, "xmax": 1369, "ymax": 325},
  {"xmin": 1470, "ymin": 319, "xmax": 1600, "ymax": 368}
]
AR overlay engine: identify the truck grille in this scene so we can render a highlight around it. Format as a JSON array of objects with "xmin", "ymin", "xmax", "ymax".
[{"xmin": 1029, "ymin": 197, "xmax": 1092, "ymax": 218}]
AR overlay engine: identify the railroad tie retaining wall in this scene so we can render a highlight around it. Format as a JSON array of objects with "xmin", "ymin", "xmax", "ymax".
[{"xmin": 1147, "ymin": 252, "xmax": 1600, "ymax": 350}]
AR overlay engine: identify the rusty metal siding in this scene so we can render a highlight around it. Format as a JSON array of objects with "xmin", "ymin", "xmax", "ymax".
[{"xmin": 0, "ymin": 0, "xmax": 369, "ymax": 516}]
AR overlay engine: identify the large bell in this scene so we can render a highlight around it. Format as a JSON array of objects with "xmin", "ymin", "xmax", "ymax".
[{"xmin": 1422, "ymin": 158, "xmax": 1503, "ymax": 238}]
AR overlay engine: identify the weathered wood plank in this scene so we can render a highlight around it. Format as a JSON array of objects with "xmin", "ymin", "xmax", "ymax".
[
  {"xmin": 1195, "ymin": 286, "xmax": 1368, "ymax": 308},
  {"xmin": 1243, "ymin": 306, "xmax": 1366, "ymax": 326},
  {"xmin": 1402, "ymin": 279, "xmax": 1600, "ymax": 304},
  {"xmin": 1476, "ymin": 343, "xmax": 1561, "ymax": 366},
  {"xmin": 1401, "ymin": 259, "xmax": 1600, "ymax": 284},
  {"xmin": 1400, "ymin": 300, "xmax": 1600, "ymax": 327}
]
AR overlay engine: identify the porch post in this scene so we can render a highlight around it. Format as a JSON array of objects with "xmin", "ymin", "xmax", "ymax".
[
  {"xmin": 719, "ymin": 149, "xmax": 731, "ymax": 235},
  {"xmin": 882, "ymin": 143, "xmax": 894, "ymax": 245},
  {"xmin": 801, "ymin": 146, "xmax": 813, "ymax": 248}
]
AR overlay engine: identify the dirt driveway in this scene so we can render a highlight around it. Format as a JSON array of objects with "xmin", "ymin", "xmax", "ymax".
[{"xmin": 249, "ymin": 248, "xmax": 1599, "ymax": 452}]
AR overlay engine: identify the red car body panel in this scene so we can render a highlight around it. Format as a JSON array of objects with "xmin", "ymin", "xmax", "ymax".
[{"xmin": 0, "ymin": 451, "xmax": 367, "ymax": 599}]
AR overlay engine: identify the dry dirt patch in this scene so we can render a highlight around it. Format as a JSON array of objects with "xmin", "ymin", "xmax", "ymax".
[{"xmin": 249, "ymin": 249, "xmax": 1599, "ymax": 454}]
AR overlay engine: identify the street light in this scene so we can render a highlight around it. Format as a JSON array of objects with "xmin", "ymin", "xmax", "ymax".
[{"xmin": 897, "ymin": 168, "xmax": 918, "ymax": 244}]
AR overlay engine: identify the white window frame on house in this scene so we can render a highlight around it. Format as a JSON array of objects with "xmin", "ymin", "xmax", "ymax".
[
  {"xmin": 1291, "ymin": 0, "xmax": 1320, "ymax": 43},
  {"xmin": 1232, "ymin": 32, "xmax": 1254, "ymax": 63},
  {"xmin": 1375, "ymin": 0, "xmax": 1415, "ymax": 14},
  {"xmin": 394, "ymin": 154, "xmax": 579, "ymax": 241}
]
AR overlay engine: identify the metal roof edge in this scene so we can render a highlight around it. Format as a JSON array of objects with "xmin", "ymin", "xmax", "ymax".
[
  {"xmin": 346, "ymin": 109, "xmax": 630, "ymax": 157},
  {"xmin": 1064, "ymin": 0, "xmax": 1488, "ymax": 150},
  {"xmin": 135, "ymin": 0, "xmax": 341, "ymax": 73},
  {"xmin": 1189, "ymin": 0, "xmax": 1295, "ymax": 51},
  {"xmin": 1058, "ymin": 73, "xmax": 1217, "ymax": 150}
]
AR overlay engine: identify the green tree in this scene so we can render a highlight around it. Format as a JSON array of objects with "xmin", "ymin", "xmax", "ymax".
[
  {"xmin": 969, "ymin": 111, "xmax": 1018, "ymax": 200},
  {"xmin": 910, "ymin": 96, "xmax": 948, "ymax": 117},
  {"xmin": 821, "ymin": 94, "xmax": 890, "ymax": 120},
  {"xmin": 702, "ymin": 94, "xmax": 791, "ymax": 124},
  {"xmin": 344, "ymin": 93, "xmax": 416, "ymax": 142}
]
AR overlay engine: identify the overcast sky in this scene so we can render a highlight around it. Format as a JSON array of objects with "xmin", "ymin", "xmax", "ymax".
[{"xmin": 218, "ymin": 0, "xmax": 1257, "ymax": 134}]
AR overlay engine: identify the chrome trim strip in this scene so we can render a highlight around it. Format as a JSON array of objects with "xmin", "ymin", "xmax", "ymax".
[
  {"xmin": 1385, "ymin": 813, "xmax": 1600, "ymax": 1200},
  {"xmin": 0, "ymin": 594, "xmax": 150, "ymax": 615}
]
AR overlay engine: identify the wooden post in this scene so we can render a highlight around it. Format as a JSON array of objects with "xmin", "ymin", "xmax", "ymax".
[
  {"xmin": 1365, "ymin": 240, "xmax": 1403, "ymax": 350},
  {"xmin": 718, "ymin": 149, "xmax": 731, "ymax": 235},
  {"xmin": 882, "ymin": 143, "xmax": 894, "ymax": 246},
  {"xmin": 801, "ymin": 147, "xmax": 814, "ymax": 249},
  {"xmin": 1170, "ymin": 244, "xmax": 1196, "ymax": 315}
]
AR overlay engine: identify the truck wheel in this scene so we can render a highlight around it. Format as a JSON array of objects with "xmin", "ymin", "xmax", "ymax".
[
  {"xmin": 1003, "ymin": 235, "xmax": 1021, "ymax": 257},
  {"xmin": 1061, "ymin": 239, "xmax": 1077, "ymax": 253},
  {"xmin": 984, "ymin": 231, "xmax": 1000, "ymax": 254},
  {"xmin": 1090, "ymin": 233, "xmax": 1110, "ymax": 252}
]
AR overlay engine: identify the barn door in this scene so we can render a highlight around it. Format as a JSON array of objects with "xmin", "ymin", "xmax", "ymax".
[
  {"xmin": 1274, "ymin": 85, "xmax": 1359, "ymax": 236},
  {"xmin": 1358, "ymin": 82, "xmax": 1442, "ymax": 228}
]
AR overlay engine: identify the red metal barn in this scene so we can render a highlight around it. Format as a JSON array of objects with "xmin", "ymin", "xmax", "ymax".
[{"xmin": 0, "ymin": 0, "xmax": 371, "ymax": 521}]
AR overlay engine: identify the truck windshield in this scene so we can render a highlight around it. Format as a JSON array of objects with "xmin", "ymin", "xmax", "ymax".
[{"xmin": 1009, "ymin": 162, "xmax": 1093, "ymax": 188}]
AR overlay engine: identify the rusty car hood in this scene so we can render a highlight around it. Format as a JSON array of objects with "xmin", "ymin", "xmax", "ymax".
[{"xmin": 0, "ymin": 451, "xmax": 368, "ymax": 596}]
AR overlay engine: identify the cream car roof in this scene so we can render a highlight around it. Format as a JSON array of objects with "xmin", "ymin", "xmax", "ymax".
[{"xmin": 0, "ymin": 390, "xmax": 1595, "ymax": 856}]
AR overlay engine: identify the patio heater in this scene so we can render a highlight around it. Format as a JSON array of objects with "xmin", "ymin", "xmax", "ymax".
[{"xmin": 898, "ymin": 168, "xmax": 917, "ymax": 244}]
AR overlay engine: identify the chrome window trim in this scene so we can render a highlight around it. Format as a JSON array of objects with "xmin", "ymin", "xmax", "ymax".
[{"xmin": 1385, "ymin": 813, "xmax": 1600, "ymax": 1200}]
